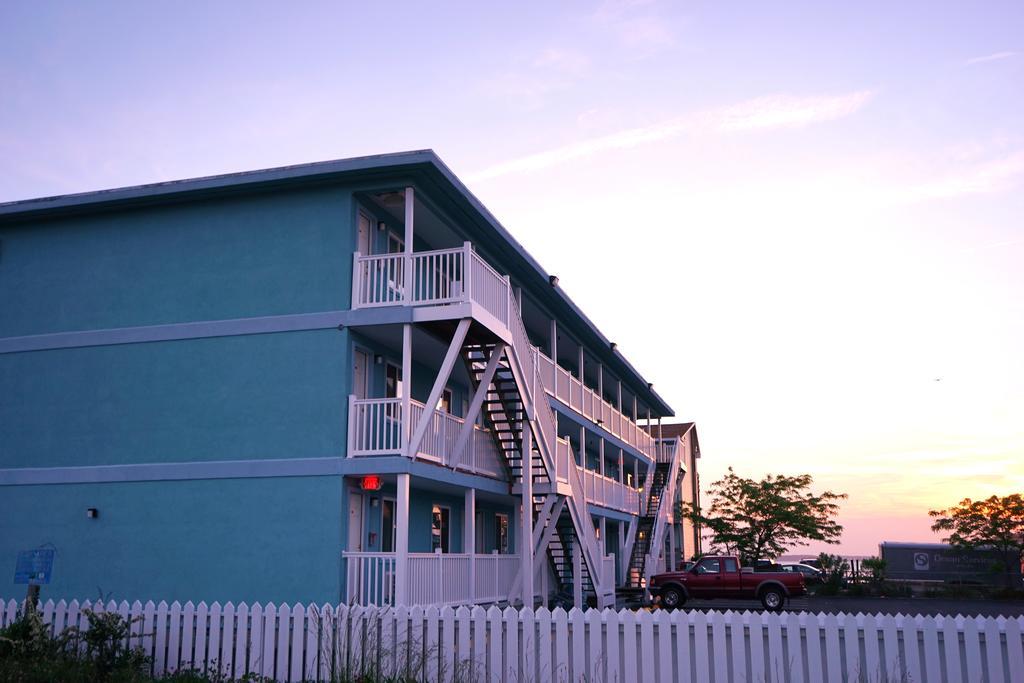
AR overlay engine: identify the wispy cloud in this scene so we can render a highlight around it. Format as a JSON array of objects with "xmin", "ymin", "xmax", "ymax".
[
  {"xmin": 902, "ymin": 149, "xmax": 1024, "ymax": 201},
  {"xmin": 965, "ymin": 51, "xmax": 1016, "ymax": 65},
  {"xmin": 468, "ymin": 91, "xmax": 873, "ymax": 181}
]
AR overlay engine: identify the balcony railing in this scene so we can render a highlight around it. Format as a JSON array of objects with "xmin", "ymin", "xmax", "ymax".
[
  {"xmin": 580, "ymin": 467, "xmax": 641, "ymax": 515},
  {"xmin": 351, "ymin": 243, "xmax": 657, "ymax": 460},
  {"xmin": 347, "ymin": 396, "xmax": 505, "ymax": 479},
  {"xmin": 535, "ymin": 352, "xmax": 656, "ymax": 460},
  {"xmin": 342, "ymin": 551, "xmax": 520, "ymax": 606}
]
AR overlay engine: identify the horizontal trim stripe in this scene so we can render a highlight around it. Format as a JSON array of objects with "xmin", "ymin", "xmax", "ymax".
[
  {"xmin": 0, "ymin": 455, "xmax": 512, "ymax": 495},
  {"xmin": 0, "ymin": 308, "xmax": 427, "ymax": 354}
]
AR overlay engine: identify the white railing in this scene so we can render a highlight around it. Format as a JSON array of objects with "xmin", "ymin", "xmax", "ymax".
[
  {"xmin": 536, "ymin": 351, "xmax": 657, "ymax": 460},
  {"xmin": 581, "ymin": 467, "xmax": 641, "ymax": 515},
  {"xmin": 343, "ymin": 552, "xmax": 519, "ymax": 607},
  {"xmin": 10, "ymin": 598, "xmax": 1020, "ymax": 681},
  {"xmin": 347, "ymin": 396, "xmax": 504, "ymax": 478},
  {"xmin": 342, "ymin": 551, "xmax": 396, "ymax": 606},
  {"xmin": 352, "ymin": 243, "xmax": 657, "ymax": 463},
  {"xmin": 347, "ymin": 397, "xmax": 403, "ymax": 455}
]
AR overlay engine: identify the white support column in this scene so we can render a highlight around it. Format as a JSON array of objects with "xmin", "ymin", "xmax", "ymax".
[
  {"xmin": 669, "ymin": 521, "xmax": 677, "ymax": 572},
  {"xmin": 618, "ymin": 520, "xmax": 626, "ymax": 582},
  {"xmin": 395, "ymin": 473, "xmax": 410, "ymax": 605},
  {"xmin": 618, "ymin": 448, "xmax": 624, "ymax": 484},
  {"xmin": 617, "ymin": 381, "xmax": 622, "ymax": 412},
  {"xmin": 577, "ymin": 345, "xmax": 584, "ymax": 378},
  {"xmin": 521, "ymin": 426, "xmax": 534, "ymax": 607},
  {"xmin": 550, "ymin": 319, "xmax": 557, "ymax": 361},
  {"xmin": 579, "ymin": 425, "xmax": 585, "ymax": 469},
  {"xmin": 404, "ymin": 187, "xmax": 414, "ymax": 305},
  {"xmin": 599, "ymin": 438, "xmax": 605, "ymax": 477},
  {"xmin": 402, "ymin": 324, "xmax": 413, "ymax": 454},
  {"xmin": 598, "ymin": 364, "xmax": 603, "ymax": 397},
  {"xmin": 465, "ymin": 488, "xmax": 476, "ymax": 600},
  {"xmin": 572, "ymin": 540, "xmax": 583, "ymax": 608}
]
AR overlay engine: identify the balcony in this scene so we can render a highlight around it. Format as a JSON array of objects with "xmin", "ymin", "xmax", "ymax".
[
  {"xmin": 536, "ymin": 352, "xmax": 657, "ymax": 461},
  {"xmin": 347, "ymin": 396, "xmax": 505, "ymax": 478},
  {"xmin": 349, "ymin": 395, "xmax": 641, "ymax": 514},
  {"xmin": 351, "ymin": 243, "xmax": 658, "ymax": 462}
]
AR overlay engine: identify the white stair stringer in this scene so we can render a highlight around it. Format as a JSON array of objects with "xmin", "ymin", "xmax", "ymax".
[
  {"xmin": 502, "ymin": 297, "xmax": 615, "ymax": 608},
  {"xmin": 643, "ymin": 439, "xmax": 686, "ymax": 587}
]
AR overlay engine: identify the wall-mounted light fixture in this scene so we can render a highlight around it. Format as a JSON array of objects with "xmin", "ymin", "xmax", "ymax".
[
  {"xmin": 549, "ymin": 275, "xmax": 559, "ymax": 286},
  {"xmin": 86, "ymin": 508, "xmax": 99, "ymax": 519},
  {"xmin": 374, "ymin": 354, "xmax": 384, "ymax": 365},
  {"xmin": 377, "ymin": 221, "xmax": 387, "ymax": 232},
  {"xmin": 609, "ymin": 342, "xmax": 617, "ymax": 351}
]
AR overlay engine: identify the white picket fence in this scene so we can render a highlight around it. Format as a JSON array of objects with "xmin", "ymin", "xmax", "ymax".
[{"xmin": 3, "ymin": 598, "xmax": 1022, "ymax": 682}]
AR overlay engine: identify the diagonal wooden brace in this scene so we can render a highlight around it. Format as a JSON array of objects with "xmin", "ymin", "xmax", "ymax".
[
  {"xmin": 449, "ymin": 342, "xmax": 506, "ymax": 470},
  {"xmin": 406, "ymin": 318, "xmax": 471, "ymax": 458}
]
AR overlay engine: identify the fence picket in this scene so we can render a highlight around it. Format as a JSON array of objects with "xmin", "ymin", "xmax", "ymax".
[
  {"xmin": 604, "ymin": 608, "xmax": 621, "ymax": 683},
  {"xmin": 804, "ymin": 613, "xmax": 824, "ymax": 682},
  {"xmin": 822, "ymin": 612, "xmax": 842, "ymax": 683},
  {"xmin": 708, "ymin": 611, "xmax": 728, "ymax": 679},
  {"xmin": 167, "ymin": 601, "xmax": 182, "ymax": 672},
  {"xmin": 899, "ymin": 614, "xmax": 923, "ymax": 683},
  {"xmin": 206, "ymin": 602, "xmax": 221, "ymax": 675},
  {"xmin": 765, "ymin": 611, "xmax": 785, "ymax": 682},
  {"xmin": 288, "ymin": 603, "xmax": 304, "ymax": 682},
  {"xmin": 194, "ymin": 601, "xmax": 208, "ymax": 673},
  {"xmin": 621, "ymin": 609, "xmax": 639, "ymax": 683},
  {"xmin": 41, "ymin": 599, "xmax": 55, "ymax": 635},
  {"xmin": 488, "ymin": 605, "xmax": 504, "ymax": 683},
  {"xmin": 841, "ymin": 612, "xmax": 860, "ymax": 682},
  {"xmin": 234, "ymin": 602, "xmax": 251, "ymax": 678},
  {"xmin": 880, "ymin": 611, "xmax": 900, "ymax": 677},
  {"xmin": 54, "ymin": 599, "xmax": 68, "ymax": 639},
  {"xmin": 540, "ymin": 607, "xmax": 556, "ymax": 682},
  {"xmin": 1005, "ymin": 617, "xmax": 1023, "ymax": 681},
  {"xmin": 747, "ymin": 611, "xmax": 766, "ymax": 683},
  {"xmin": 471, "ymin": 606, "xmax": 487, "ymax": 680},
  {"xmin": 783, "ymin": 611, "xmax": 803, "ymax": 683},
  {"xmin": 180, "ymin": 601, "xmax": 195, "ymax": 670},
  {"xmin": 570, "ymin": 608, "xmax": 587, "ymax": 682},
  {"xmin": 983, "ymin": 616, "xmax": 1005, "ymax": 683},
  {"xmin": 858, "ymin": 612, "xmax": 881, "ymax": 681},
  {"xmin": 655, "ymin": 609, "xmax": 673, "ymax": 683},
  {"xmin": 920, "ymin": 615, "xmax": 942, "ymax": 682},
  {"xmin": 692, "ymin": 611, "xmax": 710, "ymax": 682}
]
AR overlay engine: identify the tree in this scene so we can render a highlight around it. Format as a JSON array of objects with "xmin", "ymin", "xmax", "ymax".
[
  {"xmin": 683, "ymin": 467, "xmax": 846, "ymax": 566},
  {"xmin": 929, "ymin": 493, "xmax": 1024, "ymax": 588}
]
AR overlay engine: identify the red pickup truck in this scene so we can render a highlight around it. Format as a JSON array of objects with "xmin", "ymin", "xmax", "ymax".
[{"xmin": 648, "ymin": 555, "xmax": 806, "ymax": 611}]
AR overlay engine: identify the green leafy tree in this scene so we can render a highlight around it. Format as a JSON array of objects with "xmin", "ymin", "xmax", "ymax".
[
  {"xmin": 683, "ymin": 467, "xmax": 846, "ymax": 566},
  {"xmin": 929, "ymin": 493, "xmax": 1024, "ymax": 587}
]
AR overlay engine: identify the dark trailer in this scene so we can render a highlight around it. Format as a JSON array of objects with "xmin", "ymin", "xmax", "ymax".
[{"xmin": 880, "ymin": 542, "xmax": 1022, "ymax": 586}]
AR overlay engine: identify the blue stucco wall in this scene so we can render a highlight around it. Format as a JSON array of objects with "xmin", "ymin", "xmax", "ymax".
[
  {"xmin": 0, "ymin": 186, "xmax": 353, "ymax": 338},
  {"xmin": 0, "ymin": 330, "xmax": 347, "ymax": 469},
  {"xmin": 0, "ymin": 476, "xmax": 343, "ymax": 604}
]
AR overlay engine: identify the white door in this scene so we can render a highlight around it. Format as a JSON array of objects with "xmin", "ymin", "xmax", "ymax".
[
  {"xmin": 357, "ymin": 213, "xmax": 372, "ymax": 255},
  {"xmin": 347, "ymin": 492, "xmax": 364, "ymax": 551},
  {"xmin": 353, "ymin": 350, "xmax": 369, "ymax": 399}
]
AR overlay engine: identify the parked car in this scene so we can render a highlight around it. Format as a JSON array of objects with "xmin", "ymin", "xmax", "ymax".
[
  {"xmin": 649, "ymin": 555, "xmax": 806, "ymax": 611},
  {"xmin": 799, "ymin": 558, "xmax": 823, "ymax": 570},
  {"xmin": 780, "ymin": 563, "xmax": 824, "ymax": 584}
]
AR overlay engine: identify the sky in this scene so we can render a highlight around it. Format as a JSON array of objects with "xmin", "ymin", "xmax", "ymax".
[{"xmin": 2, "ymin": 1, "xmax": 1022, "ymax": 555}]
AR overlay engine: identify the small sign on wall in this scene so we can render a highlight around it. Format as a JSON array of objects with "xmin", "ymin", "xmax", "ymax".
[{"xmin": 14, "ymin": 549, "xmax": 54, "ymax": 585}]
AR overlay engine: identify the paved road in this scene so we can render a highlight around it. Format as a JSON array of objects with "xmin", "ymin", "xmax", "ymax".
[{"xmin": 627, "ymin": 596, "xmax": 1024, "ymax": 617}]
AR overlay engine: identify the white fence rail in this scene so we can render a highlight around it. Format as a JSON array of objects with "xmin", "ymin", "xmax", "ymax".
[
  {"xmin": 581, "ymin": 466, "xmax": 641, "ymax": 515},
  {"xmin": 3, "ymin": 598, "xmax": 1021, "ymax": 682}
]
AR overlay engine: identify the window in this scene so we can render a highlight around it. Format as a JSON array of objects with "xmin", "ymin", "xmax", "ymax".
[
  {"xmin": 386, "ymin": 363, "xmax": 403, "ymax": 399},
  {"xmin": 723, "ymin": 558, "xmax": 738, "ymax": 573},
  {"xmin": 437, "ymin": 388, "xmax": 453, "ymax": 413},
  {"xmin": 695, "ymin": 558, "xmax": 721, "ymax": 574},
  {"xmin": 388, "ymin": 233, "xmax": 404, "ymax": 254},
  {"xmin": 431, "ymin": 505, "xmax": 450, "ymax": 553},
  {"xmin": 381, "ymin": 499, "xmax": 395, "ymax": 552},
  {"xmin": 495, "ymin": 513, "xmax": 509, "ymax": 554}
]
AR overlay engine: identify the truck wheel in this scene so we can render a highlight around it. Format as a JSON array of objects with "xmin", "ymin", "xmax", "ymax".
[
  {"xmin": 760, "ymin": 587, "xmax": 784, "ymax": 612},
  {"xmin": 661, "ymin": 587, "xmax": 685, "ymax": 610}
]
